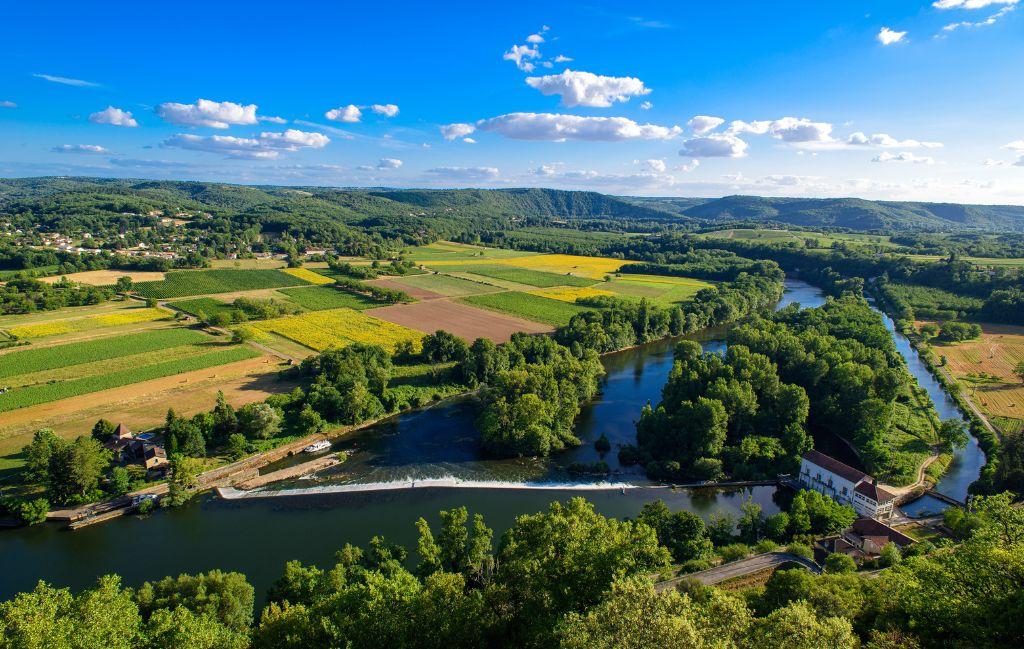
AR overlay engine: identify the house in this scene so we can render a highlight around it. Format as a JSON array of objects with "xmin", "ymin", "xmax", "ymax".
[
  {"xmin": 104, "ymin": 423, "xmax": 170, "ymax": 476},
  {"xmin": 815, "ymin": 518, "xmax": 915, "ymax": 563},
  {"xmin": 799, "ymin": 450, "xmax": 897, "ymax": 520}
]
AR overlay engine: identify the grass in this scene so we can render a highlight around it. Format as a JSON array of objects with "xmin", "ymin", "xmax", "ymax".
[
  {"xmin": 992, "ymin": 416, "xmax": 1024, "ymax": 436},
  {"xmin": 279, "ymin": 286, "xmax": 383, "ymax": 311},
  {"xmin": 252, "ymin": 308, "xmax": 423, "ymax": 352},
  {"xmin": 928, "ymin": 321, "xmax": 1024, "ymax": 420},
  {"xmin": 387, "ymin": 273, "xmax": 498, "ymax": 297},
  {"xmin": 4, "ymin": 307, "xmax": 171, "ymax": 339},
  {"xmin": 528, "ymin": 286, "xmax": 616, "ymax": 303},
  {"xmin": 0, "ymin": 346, "xmax": 259, "ymax": 412},
  {"xmin": 404, "ymin": 241, "xmax": 537, "ymax": 262},
  {"xmin": 459, "ymin": 265, "xmax": 597, "ymax": 288},
  {"xmin": 0, "ymin": 328, "xmax": 210, "ymax": 379},
  {"xmin": 133, "ymin": 269, "xmax": 310, "ymax": 299},
  {"xmin": 605, "ymin": 274, "xmax": 714, "ymax": 305},
  {"xmin": 462, "ymin": 292, "xmax": 592, "ymax": 326},
  {"xmin": 169, "ymin": 297, "xmax": 236, "ymax": 318},
  {"xmin": 282, "ymin": 267, "xmax": 335, "ymax": 285}
]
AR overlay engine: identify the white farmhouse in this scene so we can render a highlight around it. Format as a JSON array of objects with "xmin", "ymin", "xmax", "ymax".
[{"xmin": 799, "ymin": 450, "xmax": 896, "ymax": 520}]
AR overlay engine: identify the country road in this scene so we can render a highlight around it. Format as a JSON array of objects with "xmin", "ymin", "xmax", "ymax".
[{"xmin": 655, "ymin": 552, "xmax": 822, "ymax": 592}]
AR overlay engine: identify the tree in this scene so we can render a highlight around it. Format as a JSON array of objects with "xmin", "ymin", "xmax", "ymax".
[
  {"xmin": 166, "ymin": 455, "xmax": 203, "ymax": 507},
  {"xmin": 765, "ymin": 512, "xmax": 791, "ymax": 542},
  {"xmin": 237, "ymin": 402, "xmax": 281, "ymax": 440},
  {"xmin": 115, "ymin": 276, "xmax": 134, "ymax": 294},
  {"xmin": 637, "ymin": 500, "xmax": 713, "ymax": 563},
  {"xmin": 136, "ymin": 570, "xmax": 255, "ymax": 633},
  {"xmin": 22, "ymin": 428, "xmax": 62, "ymax": 484},
  {"xmin": 824, "ymin": 553, "xmax": 857, "ymax": 574},
  {"xmin": 231, "ymin": 325, "xmax": 256, "ymax": 344},
  {"xmin": 938, "ymin": 419, "xmax": 969, "ymax": 451},
  {"xmin": 17, "ymin": 498, "xmax": 50, "ymax": 525},
  {"xmin": 90, "ymin": 419, "xmax": 117, "ymax": 443},
  {"xmin": 421, "ymin": 330, "xmax": 469, "ymax": 363},
  {"xmin": 879, "ymin": 542, "xmax": 902, "ymax": 568},
  {"xmin": 297, "ymin": 405, "xmax": 325, "ymax": 433},
  {"xmin": 738, "ymin": 500, "xmax": 764, "ymax": 544},
  {"xmin": 225, "ymin": 434, "xmax": 248, "ymax": 460},
  {"xmin": 47, "ymin": 436, "xmax": 111, "ymax": 505},
  {"xmin": 747, "ymin": 601, "xmax": 858, "ymax": 649}
]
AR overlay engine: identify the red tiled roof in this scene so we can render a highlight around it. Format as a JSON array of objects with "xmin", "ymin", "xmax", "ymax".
[
  {"xmin": 802, "ymin": 450, "xmax": 868, "ymax": 483},
  {"xmin": 850, "ymin": 518, "xmax": 915, "ymax": 547},
  {"xmin": 855, "ymin": 480, "xmax": 896, "ymax": 503}
]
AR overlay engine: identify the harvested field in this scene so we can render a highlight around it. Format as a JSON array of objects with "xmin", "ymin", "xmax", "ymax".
[
  {"xmin": 462, "ymin": 291, "xmax": 592, "ymax": 326},
  {"xmin": 37, "ymin": 269, "xmax": 166, "ymax": 286},
  {"xmin": 929, "ymin": 321, "xmax": 1024, "ymax": 420},
  {"xmin": 4, "ymin": 307, "xmax": 171, "ymax": 339},
  {"xmin": 457, "ymin": 265, "xmax": 596, "ymax": 288},
  {"xmin": 365, "ymin": 278, "xmax": 447, "ymax": 300},
  {"xmin": 378, "ymin": 274, "xmax": 498, "ymax": 298},
  {"xmin": 528, "ymin": 286, "xmax": 616, "ymax": 303},
  {"xmin": 366, "ymin": 299, "xmax": 552, "ymax": 343},
  {"xmin": 405, "ymin": 241, "xmax": 536, "ymax": 262}
]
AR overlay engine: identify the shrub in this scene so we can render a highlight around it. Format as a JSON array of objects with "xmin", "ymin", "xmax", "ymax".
[
  {"xmin": 823, "ymin": 553, "xmax": 857, "ymax": 574},
  {"xmin": 718, "ymin": 543, "xmax": 752, "ymax": 563}
]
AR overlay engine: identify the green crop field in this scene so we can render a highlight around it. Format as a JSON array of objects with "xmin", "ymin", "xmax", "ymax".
[
  {"xmin": 0, "ymin": 346, "xmax": 259, "ymax": 412},
  {"xmin": 459, "ymin": 265, "xmax": 596, "ymax": 288},
  {"xmin": 279, "ymin": 286, "xmax": 382, "ymax": 310},
  {"xmin": 404, "ymin": 241, "xmax": 537, "ymax": 263},
  {"xmin": 133, "ymin": 269, "xmax": 309, "ymax": 299},
  {"xmin": 169, "ymin": 297, "xmax": 236, "ymax": 319},
  {"xmin": 462, "ymin": 291, "xmax": 592, "ymax": 326},
  {"xmin": 604, "ymin": 274, "xmax": 713, "ymax": 305},
  {"xmin": 388, "ymin": 273, "xmax": 499, "ymax": 297},
  {"xmin": 0, "ymin": 328, "xmax": 209, "ymax": 379}
]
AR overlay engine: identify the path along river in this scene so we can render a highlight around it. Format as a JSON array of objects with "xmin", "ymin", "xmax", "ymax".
[{"xmin": 0, "ymin": 280, "xmax": 984, "ymax": 603}]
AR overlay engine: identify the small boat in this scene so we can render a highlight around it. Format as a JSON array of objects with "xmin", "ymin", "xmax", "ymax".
[{"xmin": 302, "ymin": 440, "xmax": 331, "ymax": 454}]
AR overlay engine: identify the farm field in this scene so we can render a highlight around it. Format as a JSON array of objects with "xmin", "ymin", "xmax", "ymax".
[
  {"xmin": 604, "ymin": 274, "xmax": 714, "ymax": 304},
  {"xmin": 168, "ymin": 297, "xmax": 239, "ymax": 319},
  {"xmin": 456, "ymin": 264, "xmax": 596, "ymax": 288},
  {"xmin": 38, "ymin": 269, "xmax": 167, "ymax": 286},
  {"xmin": 380, "ymin": 273, "xmax": 499, "ymax": 298},
  {"xmin": 210, "ymin": 258, "xmax": 286, "ymax": 269},
  {"xmin": 490, "ymin": 253, "xmax": 625, "ymax": 280},
  {"xmin": 903, "ymin": 254, "xmax": 1024, "ymax": 268},
  {"xmin": 278, "ymin": 286, "xmax": 382, "ymax": 311},
  {"xmin": 404, "ymin": 241, "xmax": 537, "ymax": 262},
  {"xmin": 926, "ymin": 321, "xmax": 1024, "ymax": 433},
  {"xmin": 3, "ymin": 306, "xmax": 171, "ymax": 339},
  {"xmin": 366, "ymin": 299, "xmax": 552, "ymax": 343},
  {"xmin": 528, "ymin": 286, "xmax": 615, "ymax": 303},
  {"xmin": 133, "ymin": 269, "xmax": 310, "ymax": 299},
  {"xmin": 461, "ymin": 291, "xmax": 592, "ymax": 326},
  {"xmin": 251, "ymin": 308, "xmax": 423, "ymax": 352},
  {"xmin": 698, "ymin": 228, "xmax": 897, "ymax": 249},
  {"xmin": 282, "ymin": 267, "xmax": 335, "ymax": 285}
]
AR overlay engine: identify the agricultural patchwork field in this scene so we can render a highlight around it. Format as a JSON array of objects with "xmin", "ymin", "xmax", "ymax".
[
  {"xmin": 457, "ymin": 265, "xmax": 596, "ymax": 288},
  {"xmin": 2, "ymin": 306, "xmax": 171, "ymax": 339},
  {"xmin": 367, "ymin": 299, "xmax": 552, "ymax": 343},
  {"xmin": 528, "ymin": 286, "xmax": 615, "ymax": 303},
  {"xmin": 404, "ymin": 241, "xmax": 536, "ymax": 262},
  {"xmin": 278, "ymin": 286, "xmax": 382, "ymax": 311},
  {"xmin": 251, "ymin": 308, "xmax": 423, "ymax": 352},
  {"xmin": 461, "ymin": 291, "xmax": 592, "ymax": 326},
  {"xmin": 605, "ymin": 274, "xmax": 714, "ymax": 305},
  {"xmin": 133, "ymin": 269, "xmax": 310, "ymax": 299},
  {"xmin": 382, "ymin": 273, "xmax": 499, "ymax": 297},
  {"xmin": 282, "ymin": 267, "xmax": 335, "ymax": 285},
  {"xmin": 38, "ymin": 269, "xmax": 167, "ymax": 286}
]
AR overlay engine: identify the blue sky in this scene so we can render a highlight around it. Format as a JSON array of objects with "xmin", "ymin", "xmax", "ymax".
[{"xmin": 1, "ymin": 1, "xmax": 1021, "ymax": 202}]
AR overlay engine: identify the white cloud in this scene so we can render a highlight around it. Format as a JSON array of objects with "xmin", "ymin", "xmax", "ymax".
[
  {"xmin": 639, "ymin": 100, "xmax": 653, "ymax": 110},
  {"xmin": 157, "ymin": 99, "xmax": 258, "ymax": 129},
  {"xmin": 1003, "ymin": 139, "xmax": 1024, "ymax": 151},
  {"xmin": 677, "ymin": 159, "xmax": 700, "ymax": 172},
  {"xmin": 872, "ymin": 151, "xmax": 936, "ymax": 164},
  {"xmin": 325, "ymin": 104, "xmax": 362, "ymax": 123},
  {"xmin": 440, "ymin": 123, "xmax": 476, "ymax": 140},
  {"xmin": 877, "ymin": 27, "xmax": 908, "ymax": 45},
  {"xmin": 729, "ymin": 117, "xmax": 833, "ymax": 143},
  {"xmin": 933, "ymin": 0, "xmax": 1017, "ymax": 8},
  {"xmin": 527, "ymin": 33, "xmax": 545, "ymax": 44},
  {"xmin": 679, "ymin": 133, "xmax": 748, "ymax": 157},
  {"xmin": 524, "ymin": 70, "xmax": 651, "ymax": 107},
  {"xmin": 259, "ymin": 115, "xmax": 287, "ymax": 124},
  {"xmin": 687, "ymin": 115, "xmax": 725, "ymax": 136},
  {"xmin": 89, "ymin": 106, "xmax": 138, "ymax": 127},
  {"xmin": 425, "ymin": 166, "xmax": 500, "ymax": 181},
  {"xmin": 376, "ymin": 157, "xmax": 403, "ymax": 169},
  {"xmin": 371, "ymin": 104, "xmax": 400, "ymax": 117},
  {"xmin": 462, "ymin": 137, "xmax": 477, "ymax": 144},
  {"xmin": 33, "ymin": 73, "xmax": 99, "ymax": 87},
  {"xmin": 846, "ymin": 132, "xmax": 943, "ymax": 148},
  {"xmin": 637, "ymin": 159, "xmax": 667, "ymax": 173},
  {"xmin": 52, "ymin": 144, "xmax": 109, "ymax": 154},
  {"xmin": 554, "ymin": 55, "xmax": 573, "ymax": 63},
  {"xmin": 503, "ymin": 44, "xmax": 541, "ymax": 71},
  {"xmin": 476, "ymin": 113, "xmax": 682, "ymax": 141},
  {"xmin": 531, "ymin": 164, "xmax": 557, "ymax": 176},
  {"xmin": 162, "ymin": 129, "xmax": 329, "ymax": 159},
  {"xmin": 983, "ymin": 158, "xmax": 1014, "ymax": 167},
  {"xmin": 0, "ymin": 101, "xmax": 16, "ymax": 108}
]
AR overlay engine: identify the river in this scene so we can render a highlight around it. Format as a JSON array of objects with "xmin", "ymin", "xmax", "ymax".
[{"xmin": 0, "ymin": 280, "xmax": 983, "ymax": 602}]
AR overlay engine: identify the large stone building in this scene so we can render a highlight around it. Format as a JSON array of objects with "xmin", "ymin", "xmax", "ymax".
[{"xmin": 799, "ymin": 449, "xmax": 896, "ymax": 520}]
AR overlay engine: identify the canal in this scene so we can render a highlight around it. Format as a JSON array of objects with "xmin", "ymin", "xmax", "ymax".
[{"xmin": 0, "ymin": 279, "xmax": 984, "ymax": 603}]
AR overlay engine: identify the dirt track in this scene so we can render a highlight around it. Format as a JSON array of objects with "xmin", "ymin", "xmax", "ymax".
[{"xmin": 366, "ymin": 299, "xmax": 552, "ymax": 343}]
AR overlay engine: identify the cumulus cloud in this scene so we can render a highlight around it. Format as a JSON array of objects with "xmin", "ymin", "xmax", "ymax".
[
  {"xmin": 527, "ymin": 33, "xmax": 545, "ymax": 44},
  {"xmin": 425, "ymin": 166, "xmax": 500, "ymax": 181},
  {"xmin": 162, "ymin": 129, "xmax": 329, "ymax": 159},
  {"xmin": 89, "ymin": 106, "xmax": 138, "ymax": 127},
  {"xmin": 370, "ymin": 104, "xmax": 400, "ymax": 117},
  {"xmin": 524, "ymin": 70, "xmax": 650, "ymax": 107},
  {"xmin": 846, "ymin": 132, "xmax": 943, "ymax": 148},
  {"xmin": 637, "ymin": 159, "xmax": 667, "ymax": 173},
  {"xmin": 33, "ymin": 73, "xmax": 99, "ymax": 87},
  {"xmin": 934, "ymin": 0, "xmax": 1017, "ymax": 8},
  {"xmin": 1003, "ymin": 139, "xmax": 1024, "ymax": 151},
  {"xmin": 0, "ymin": 100, "xmax": 17, "ymax": 108},
  {"xmin": 687, "ymin": 115, "xmax": 725, "ymax": 136},
  {"xmin": 639, "ymin": 100, "xmax": 653, "ymax": 110},
  {"xmin": 679, "ymin": 133, "xmax": 748, "ymax": 158},
  {"xmin": 554, "ymin": 55, "xmax": 573, "ymax": 63},
  {"xmin": 462, "ymin": 137, "xmax": 477, "ymax": 144},
  {"xmin": 440, "ymin": 123, "xmax": 477, "ymax": 140},
  {"xmin": 677, "ymin": 159, "xmax": 700, "ymax": 172},
  {"xmin": 873, "ymin": 151, "xmax": 936, "ymax": 164},
  {"xmin": 503, "ymin": 44, "xmax": 540, "ymax": 71},
  {"xmin": 157, "ymin": 99, "xmax": 258, "ymax": 129},
  {"xmin": 476, "ymin": 112, "xmax": 682, "ymax": 141},
  {"xmin": 376, "ymin": 157, "xmax": 403, "ymax": 169},
  {"xmin": 877, "ymin": 27, "xmax": 908, "ymax": 45},
  {"xmin": 729, "ymin": 117, "xmax": 834, "ymax": 143},
  {"xmin": 325, "ymin": 104, "xmax": 362, "ymax": 123},
  {"xmin": 52, "ymin": 144, "xmax": 109, "ymax": 154},
  {"xmin": 259, "ymin": 115, "xmax": 287, "ymax": 124}
]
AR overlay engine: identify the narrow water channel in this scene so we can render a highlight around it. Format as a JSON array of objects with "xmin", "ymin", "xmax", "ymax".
[{"xmin": 0, "ymin": 279, "xmax": 984, "ymax": 603}]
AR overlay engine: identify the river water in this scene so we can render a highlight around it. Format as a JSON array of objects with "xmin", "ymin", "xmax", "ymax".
[{"xmin": 0, "ymin": 280, "xmax": 983, "ymax": 602}]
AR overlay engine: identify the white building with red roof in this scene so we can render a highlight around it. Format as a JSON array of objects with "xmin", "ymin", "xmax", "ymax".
[{"xmin": 799, "ymin": 450, "xmax": 896, "ymax": 520}]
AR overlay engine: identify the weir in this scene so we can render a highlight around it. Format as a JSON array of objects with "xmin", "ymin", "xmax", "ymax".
[{"xmin": 216, "ymin": 477, "xmax": 652, "ymax": 499}]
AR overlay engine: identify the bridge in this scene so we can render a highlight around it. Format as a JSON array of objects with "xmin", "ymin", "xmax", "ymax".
[{"xmin": 655, "ymin": 552, "xmax": 822, "ymax": 592}]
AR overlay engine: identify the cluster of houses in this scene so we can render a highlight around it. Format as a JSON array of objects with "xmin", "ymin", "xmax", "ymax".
[
  {"xmin": 798, "ymin": 449, "xmax": 914, "ymax": 562},
  {"xmin": 103, "ymin": 424, "xmax": 169, "ymax": 476}
]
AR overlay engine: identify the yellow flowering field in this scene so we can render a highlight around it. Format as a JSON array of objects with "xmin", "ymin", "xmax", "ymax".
[
  {"xmin": 283, "ymin": 267, "xmax": 335, "ymax": 285},
  {"xmin": 252, "ymin": 308, "xmax": 422, "ymax": 352},
  {"xmin": 494, "ymin": 254, "xmax": 625, "ymax": 279},
  {"xmin": 6, "ymin": 307, "xmax": 171, "ymax": 339},
  {"xmin": 529, "ymin": 287, "xmax": 616, "ymax": 303}
]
